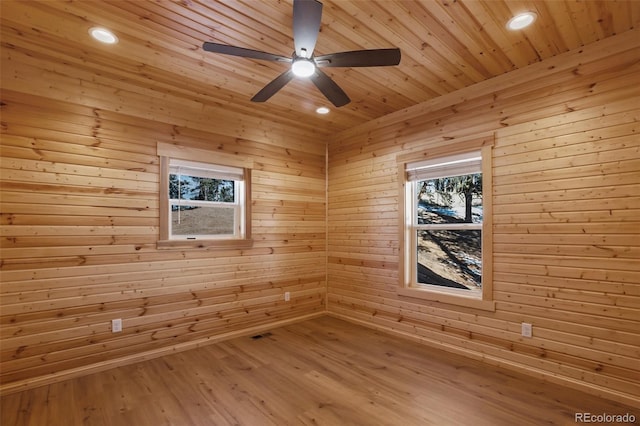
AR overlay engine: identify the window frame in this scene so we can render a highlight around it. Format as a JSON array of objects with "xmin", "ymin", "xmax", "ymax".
[
  {"xmin": 168, "ymin": 158, "xmax": 245, "ymax": 240},
  {"xmin": 157, "ymin": 142, "xmax": 253, "ymax": 250},
  {"xmin": 397, "ymin": 140, "xmax": 495, "ymax": 311}
]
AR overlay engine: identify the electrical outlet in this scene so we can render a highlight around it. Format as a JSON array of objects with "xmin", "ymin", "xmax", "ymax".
[
  {"xmin": 521, "ymin": 322, "xmax": 532, "ymax": 338},
  {"xmin": 112, "ymin": 318, "xmax": 123, "ymax": 333},
  {"xmin": 284, "ymin": 291, "xmax": 290, "ymax": 302}
]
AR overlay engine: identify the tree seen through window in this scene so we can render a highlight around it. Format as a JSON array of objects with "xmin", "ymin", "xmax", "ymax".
[
  {"xmin": 168, "ymin": 163, "xmax": 242, "ymax": 238},
  {"xmin": 416, "ymin": 172, "xmax": 483, "ymax": 291}
]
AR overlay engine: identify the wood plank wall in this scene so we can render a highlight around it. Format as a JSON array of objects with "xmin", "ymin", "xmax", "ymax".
[
  {"xmin": 0, "ymin": 42, "xmax": 327, "ymax": 391},
  {"xmin": 327, "ymin": 29, "xmax": 640, "ymax": 407},
  {"xmin": 1, "ymin": 2, "xmax": 639, "ymax": 408}
]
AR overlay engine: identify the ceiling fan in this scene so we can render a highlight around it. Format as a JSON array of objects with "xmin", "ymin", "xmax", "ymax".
[{"xmin": 202, "ymin": 0, "xmax": 401, "ymax": 107}]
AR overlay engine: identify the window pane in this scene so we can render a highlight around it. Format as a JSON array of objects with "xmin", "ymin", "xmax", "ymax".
[
  {"xmin": 170, "ymin": 174, "xmax": 235, "ymax": 202},
  {"xmin": 171, "ymin": 205, "xmax": 235, "ymax": 236},
  {"xmin": 417, "ymin": 229, "xmax": 482, "ymax": 290},
  {"xmin": 416, "ymin": 173, "xmax": 482, "ymax": 224}
]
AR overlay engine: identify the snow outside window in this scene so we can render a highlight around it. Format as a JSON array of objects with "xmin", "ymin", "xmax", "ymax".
[
  {"xmin": 406, "ymin": 151, "xmax": 483, "ymax": 298},
  {"xmin": 398, "ymin": 144, "xmax": 494, "ymax": 311}
]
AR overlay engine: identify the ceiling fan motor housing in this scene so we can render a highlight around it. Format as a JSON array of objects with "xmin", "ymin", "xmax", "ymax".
[{"xmin": 202, "ymin": 0, "xmax": 401, "ymax": 107}]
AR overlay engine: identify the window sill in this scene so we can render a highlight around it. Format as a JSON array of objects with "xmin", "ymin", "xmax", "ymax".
[
  {"xmin": 398, "ymin": 286, "xmax": 496, "ymax": 311},
  {"xmin": 157, "ymin": 238, "xmax": 254, "ymax": 250}
]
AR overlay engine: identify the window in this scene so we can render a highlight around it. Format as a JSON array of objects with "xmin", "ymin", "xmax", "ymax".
[
  {"xmin": 398, "ymin": 144, "xmax": 494, "ymax": 311},
  {"xmin": 169, "ymin": 159, "xmax": 245, "ymax": 239},
  {"xmin": 157, "ymin": 142, "xmax": 252, "ymax": 249}
]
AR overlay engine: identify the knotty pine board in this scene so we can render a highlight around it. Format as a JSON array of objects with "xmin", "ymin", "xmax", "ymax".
[
  {"xmin": 327, "ymin": 34, "xmax": 640, "ymax": 407},
  {"xmin": 0, "ymin": 75, "xmax": 327, "ymax": 391}
]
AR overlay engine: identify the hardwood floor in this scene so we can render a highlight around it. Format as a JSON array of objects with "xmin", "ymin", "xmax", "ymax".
[{"xmin": 1, "ymin": 316, "xmax": 636, "ymax": 425}]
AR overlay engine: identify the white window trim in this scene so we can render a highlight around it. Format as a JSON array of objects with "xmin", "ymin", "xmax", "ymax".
[
  {"xmin": 397, "ymin": 141, "xmax": 495, "ymax": 311},
  {"xmin": 157, "ymin": 142, "xmax": 253, "ymax": 250},
  {"xmin": 168, "ymin": 158, "xmax": 245, "ymax": 240}
]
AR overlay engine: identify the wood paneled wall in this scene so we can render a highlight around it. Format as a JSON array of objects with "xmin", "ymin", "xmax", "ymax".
[
  {"xmin": 327, "ymin": 29, "xmax": 640, "ymax": 407},
  {"xmin": 0, "ymin": 44, "xmax": 327, "ymax": 391},
  {"xmin": 1, "ymin": 5, "xmax": 639, "ymax": 409}
]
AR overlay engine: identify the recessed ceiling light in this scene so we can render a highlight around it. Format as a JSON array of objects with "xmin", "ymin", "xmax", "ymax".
[
  {"xmin": 89, "ymin": 27, "xmax": 118, "ymax": 44},
  {"xmin": 506, "ymin": 12, "xmax": 537, "ymax": 30},
  {"xmin": 316, "ymin": 107, "xmax": 330, "ymax": 114}
]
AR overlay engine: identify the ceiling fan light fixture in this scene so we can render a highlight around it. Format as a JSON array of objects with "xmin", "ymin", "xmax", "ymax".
[
  {"xmin": 316, "ymin": 106, "xmax": 330, "ymax": 114},
  {"xmin": 89, "ymin": 27, "xmax": 118, "ymax": 44},
  {"xmin": 202, "ymin": 0, "xmax": 400, "ymax": 106},
  {"xmin": 291, "ymin": 58, "xmax": 316, "ymax": 78},
  {"xmin": 507, "ymin": 12, "xmax": 537, "ymax": 30}
]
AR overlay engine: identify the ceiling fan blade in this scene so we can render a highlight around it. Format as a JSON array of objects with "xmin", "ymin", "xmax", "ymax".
[
  {"xmin": 251, "ymin": 70, "xmax": 295, "ymax": 102},
  {"xmin": 315, "ymin": 48, "xmax": 401, "ymax": 67},
  {"xmin": 293, "ymin": 0, "xmax": 323, "ymax": 58},
  {"xmin": 309, "ymin": 69, "xmax": 350, "ymax": 107},
  {"xmin": 203, "ymin": 42, "xmax": 291, "ymax": 63}
]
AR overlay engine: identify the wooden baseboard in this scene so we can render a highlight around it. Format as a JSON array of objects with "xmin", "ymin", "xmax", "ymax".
[
  {"xmin": 0, "ymin": 312, "xmax": 324, "ymax": 397},
  {"xmin": 3, "ymin": 310, "xmax": 638, "ymax": 410},
  {"xmin": 327, "ymin": 311, "xmax": 640, "ymax": 410}
]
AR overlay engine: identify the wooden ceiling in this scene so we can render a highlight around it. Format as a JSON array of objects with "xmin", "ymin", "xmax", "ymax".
[{"xmin": 2, "ymin": 1, "xmax": 639, "ymax": 136}]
